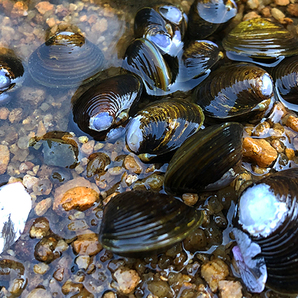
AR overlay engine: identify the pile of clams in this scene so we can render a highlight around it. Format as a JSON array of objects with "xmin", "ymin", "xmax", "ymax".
[{"xmin": 3, "ymin": 0, "xmax": 298, "ymax": 296}]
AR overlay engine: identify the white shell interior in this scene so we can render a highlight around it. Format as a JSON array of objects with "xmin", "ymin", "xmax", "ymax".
[
  {"xmin": 126, "ymin": 115, "xmax": 143, "ymax": 153},
  {"xmin": 238, "ymin": 183, "xmax": 287, "ymax": 238}
]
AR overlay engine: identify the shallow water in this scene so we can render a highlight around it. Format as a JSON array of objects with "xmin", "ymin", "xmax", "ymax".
[{"xmin": 1, "ymin": 0, "xmax": 298, "ymax": 297}]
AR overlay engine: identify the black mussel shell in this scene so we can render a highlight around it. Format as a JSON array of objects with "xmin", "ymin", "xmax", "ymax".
[
  {"xmin": 134, "ymin": 6, "xmax": 185, "ymax": 56},
  {"xmin": 179, "ymin": 40, "xmax": 223, "ymax": 82},
  {"xmin": 123, "ymin": 38, "xmax": 173, "ymax": 95},
  {"xmin": 193, "ymin": 63, "xmax": 274, "ymax": 122},
  {"xmin": 187, "ymin": 0, "xmax": 237, "ymax": 40},
  {"xmin": 99, "ymin": 190, "xmax": 203, "ymax": 256},
  {"xmin": 164, "ymin": 122, "xmax": 243, "ymax": 195},
  {"xmin": 0, "ymin": 48, "xmax": 24, "ymax": 104},
  {"xmin": 233, "ymin": 168, "xmax": 298, "ymax": 294},
  {"xmin": 28, "ymin": 31, "xmax": 105, "ymax": 88},
  {"xmin": 72, "ymin": 74, "xmax": 143, "ymax": 141},
  {"xmin": 270, "ymin": 56, "xmax": 298, "ymax": 110},
  {"xmin": 222, "ymin": 18, "xmax": 298, "ymax": 67},
  {"xmin": 125, "ymin": 99, "xmax": 205, "ymax": 161}
]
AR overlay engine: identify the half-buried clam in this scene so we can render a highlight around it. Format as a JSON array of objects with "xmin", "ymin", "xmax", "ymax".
[
  {"xmin": 222, "ymin": 18, "xmax": 298, "ymax": 67},
  {"xmin": 0, "ymin": 48, "xmax": 24, "ymax": 104},
  {"xmin": 28, "ymin": 31, "xmax": 105, "ymax": 88},
  {"xmin": 72, "ymin": 74, "xmax": 143, "ymax": 141},
  {"xmin": 125, "ymin": 99, "xmax": 205, "ymax": 161},
  {"xmin": 270, "ymin": 56, "xmax": 298, "ymax": 111},
  {"xmin": 164, "ymin": 122, "xmax": 243, "ymax": 195},
  {"xmin": 232, "ymin": 168, "xmax": 298, "ymax": 295},
  {"xmin": 187, "ymin": 0, "xmax": 237, "ymax": 39},
  {"xmin": 99, "ymin": 190, "xmax": 203, "ymax": 256}
]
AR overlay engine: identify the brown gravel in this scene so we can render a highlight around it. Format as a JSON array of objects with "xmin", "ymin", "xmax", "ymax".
[
  {"xmin": 0, "ymin": 144, "xmax": 10, "ymax": 174},
  {"xmin": 243, "ymin": 137, "xmax": 278, "ymax": 167}
]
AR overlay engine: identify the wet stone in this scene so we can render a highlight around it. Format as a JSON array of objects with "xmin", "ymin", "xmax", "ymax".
[
  {"xmin": 41, "ymin": 139, "xmax": 78, "ymax": 168},
  {"xmin": 34, "ymin": 197, "xmax": 52, "ymax": 216},
  {"xmin": 218, "ymin": 280, "xmax": 243, "ymax": 298},
  {"xmin": 201, "ymin": 258, "xmax": 229, "ymax": 292},
  {"xmin": 72, "ymin": 232, "xmax": 102, "ymax": 256},
  {"xmin": 33, "ymin": 262, "xmax": 50, "ymax": 274},
  {"xmin": 124, "ymin": 154, "xmax": 143, "ymax": 174},
  {"xmin": 113, "ymin": 267, "xmax": 140, "ymax": 294},
  {"xmin": 0, "ymin": 107, "xmax": 9, "ymax": 120},
  {"xmin": 27, "ymin": 288, "xmax": 53, "ymax": 298},
  {"xmin": 59, "ymin": 186, "xmax": 99, "ymax": 212},
  {"xmin": 8, "ymin": 278, "xmax": 26, "ymax": 296},
  {"xmin": 61, "ymin": 280, "xmax": 84, "ymax": 295},
  {"xmin": 53, "ymin": 177, "xmax": 100, "ymax": 213},
  {"xmin": 0, "ymin": 259, "xmax": 25, "ymax": 278},
  {"xmin": 243, "ymin": 137, "xmax": 278, "ymax": 168},
  {"xmin": 0, "ymin": 144, "xmax": 9, "ymax": 174},
  {"xmin": 29, "ymin": 217, "xmax": 51, "ymax": 239},
  {"xmin": 34, "ymin": 236, "xmax": 59, "ymax": 263}
]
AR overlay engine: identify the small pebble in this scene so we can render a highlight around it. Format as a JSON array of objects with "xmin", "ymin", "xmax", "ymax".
[
  {"xmin": 33, "ymin": 263, "xmax": 50, "ymax": 274},
  {"xmin": 218, "ymin": 280, "xmax": 243, "ymax": 298},
  {"xmin": 59, "ymin": 186, "xmax": 99, "ymax": 212},
  {"xmin": 124, "ymin": 154, "xmax": 142, "ymax": 174},
  {"xmin": 35, "ymin": 1, "xmax": 54, "ymax": 15},
  {"xmin": 275, "ymin": 0, "xmax": 289, "ymax": 5},
  {"xmin": 0, "ymin": 107, "xmax": 9, "ymax": 120},
  {"xmin": 35, "ymin": 197, "xmax": 52, "ymax": 216},
  {"xmin": 8, "ymin": 108, "xmax": 22, "ymax": 123},
  {"xmin": 27, "ymin": 288, "xmax": 52, "ymax": 298},
  {"xmin": 271, "ymin": 7, "xmax": 285, "ymax": 20},
  {"xmin": 72, "ymin": 232, "xmax": 103, "ymax": 256},
  {"xmin": 201, "ymin": 258, "xmax": 229, "ymax": 292},
  {"xmin": 182, "ymin": 193, "xmax": 199, "ymax": 206},
  {"xmin": 114, "ymin": 267, "xmax": 140, "ymax": 294},
  {"xmin": 0, "ymin": 144, "xmax": 9, "ymax": 174}
]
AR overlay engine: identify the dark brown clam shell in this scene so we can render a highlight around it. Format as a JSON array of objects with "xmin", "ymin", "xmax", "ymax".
[
  {"xmin": 0, "ymin": 48, "xmax": 24, "ymax": 104},
  {"xmin": 164, "ymin": 122, "xmax": 243, "ymax": 195},
  {"xmin": 28, "ymin": 31, "xmax": 105, "ymax": 88},
  {"xmin": 72, "ymin": 73, "xmax": 142, "ymax": 141},
  {"xmin": 134, "ymin": 5, "xmax": 185, "ymax": 56},
  {"xmin": 193, "ymin": 63, "xmax": 274, "ymax": 122},
  {"xmin": 125, "ymin": 99, "xmax": 205, "ymax": 161},
  {"xmin": 187, "ymin": 0, "xmax": 237, "ymax": 40},
  {"xmin": 222, "ymin": 18, "xmax": 298, "ymax": 67},
  {"xmin": 270, "ymin": 56, "xmax": 298, "ymax": 109},
  {"xmin": 99, "ymin": 190, "xmax": 203, "ymax": 256},
  {"xmin": 234, "ymin": 168, "xmax": 298, "ymax": 294},
  {"xmin": 123, "ymin": 38, "xmax": 173, "ymax": 95},
  {"xmin": 179, "ymin": 40, "xmax": 223, "ymax": 82}
]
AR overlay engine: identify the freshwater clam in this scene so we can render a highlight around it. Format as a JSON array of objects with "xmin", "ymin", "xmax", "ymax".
[
  {"xmin": 179, "ymin": 40, "xmax": 223, "ymax": 82},
  {"xmin": 134, "ymin": 5, "xmax": 186, "ymax": 56},
  {"xmin": 28, "ymin": 31, "xmax": 105, "ymax": 88},
  {"xmin": 164, "ymin": 122, "xmax": 243, "ymax": 195},
  {"xmin": 187, "ymin": 0, "xmax": 237, "ymax": 40},
  {"xmin": 270, "ymin": 56, "xmax": 298, "ymax": 111},
  {"xmin": 125, "ymin": 99, "xmax": 205, "ymax": 161},
  {"xmin": 0, "ymin": 182, "xmax": 32, "ymax": 254},
  {"xmin": 0, "ymin": 48, "xmax": 24, "ymax": 104},
  {"xmin": 193, "ymin": 63, "xmax": 274, "ymax": 122},
  {"xmin": 99, "ymin": 190, "xmax": 203, "ymax": 256},
  {"xmin": 123, "ymin": 38, "xmax": 173, "ymax": 95},
  {"xmin": 233, "ymin": 168, "xmax": 298, "ymax": 294},
  {"xmin": 222, "ymin": 18, "xmax": 298, "ymax": 67},
  {"xmin": 72, "ymin": 74, "xmax": 143, "ymax": 141}
]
